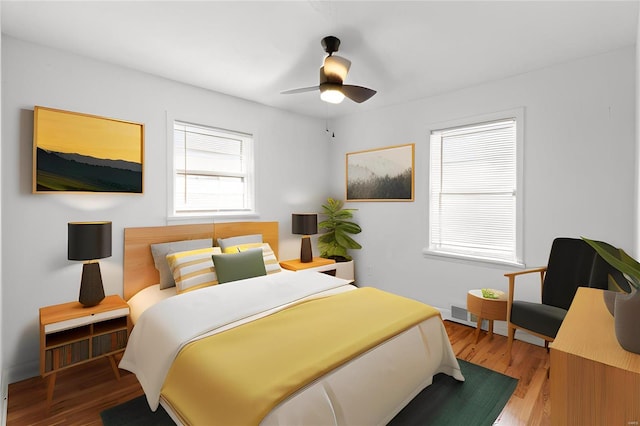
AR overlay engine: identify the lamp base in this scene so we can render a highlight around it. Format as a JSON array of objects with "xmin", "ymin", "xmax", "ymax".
[
  {"xmin": 300, "ymin": 236, "xmax": 313, "ymax": 263},
  {"xmin": 79, "ymin": 262, "xmax": 105, "ymax": 307}
]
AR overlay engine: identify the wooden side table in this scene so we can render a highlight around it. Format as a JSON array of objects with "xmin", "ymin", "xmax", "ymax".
[
  {"xmin": 279, "ymin": 258, "xmax": 355, "ymax": 284},
  {"xmin": 466, "ymin": 289, "xmax": 507, "ymax": 343},
  {"xmin": 279, "ymin": 257, "xmax": 336, "ymax": 272},
  {"xmin": 39, "ymin": 294, "xmax": 130, "ymax": 408}
]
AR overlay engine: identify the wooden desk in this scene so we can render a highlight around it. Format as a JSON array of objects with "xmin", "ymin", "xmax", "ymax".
[{"xmin": 550, "ymin": 287, "xmax": 640, "ymax": 425}]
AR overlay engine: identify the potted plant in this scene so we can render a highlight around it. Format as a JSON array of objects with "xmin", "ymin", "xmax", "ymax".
[
  {"xmin": 318, "ymin": 198, "xmax": 361, "ymax": 262},
  {"xmin": 582, "ymin": 237, "xmax": 640, "ymax": 354}
]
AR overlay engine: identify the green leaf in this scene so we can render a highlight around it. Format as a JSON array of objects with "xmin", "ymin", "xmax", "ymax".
[
  {"xmin": 332, "ymin": 210, "xmax": 354, "ymax": 220},
  {"xmin": 335, "ymin": 230, "xmax": 362, "ymax": 250},
  {"xmin": 335, "ymin": 222, "xmax": 362, "ymax": 234},
  {"xmin": 318, "ymin": 232, "xmax": 335, "ymax": 243},
  {"xmin": 582, "ymin": 237, "xmax": 640, "ymax": 290}
]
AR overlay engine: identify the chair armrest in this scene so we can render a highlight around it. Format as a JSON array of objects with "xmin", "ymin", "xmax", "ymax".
[
  {"xmin": 504, "ymin": 266, "xmax": 547, "ymax": 279},
  {"xmin": 505, "ymin": 267, "xmax": 547, "ymax": 322}
]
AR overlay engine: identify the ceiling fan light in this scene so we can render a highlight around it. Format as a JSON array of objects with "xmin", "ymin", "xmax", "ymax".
[
  {"xmin": 320, "ymin": 89, "xmax": 345, "ymax": 104},
  {"xmin": 324, "ymin": 55, "xmax": 350, "ymax": 81}
]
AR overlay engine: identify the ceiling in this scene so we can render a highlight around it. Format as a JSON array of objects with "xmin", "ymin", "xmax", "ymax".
[{"xmin": 2, "ymin": 1, "xmax": 638, "ymax": 119}]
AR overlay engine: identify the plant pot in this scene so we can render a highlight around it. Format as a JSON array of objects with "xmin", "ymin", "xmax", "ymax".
[
  {"xmin": 325, "ymin": 255, "xmax": 350, "ymax": 262},
  {"xmin": 614, "ymin": 289, "xmax": 640, "ymax": 354},
  {"xmin": 602, "ymin": 290, "xmax": 617, "ymax": 316},
  {"xmin": 334, "ymin": 259, "xmax": 354, "ymax": 282}
]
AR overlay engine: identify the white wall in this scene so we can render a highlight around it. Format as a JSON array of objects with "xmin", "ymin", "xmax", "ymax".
[
  {"xmin": 0, "ymin": 5, "xmax": 5, "ymax": 425},
  {"xmin": 636, "ymin": 6, "xmax": 640, "ymax": 258},
  {"xmin": 329, "ymin": 47, "xmax": 636, "ymax": 336},
  {"xmin": 1, "ymin": 35, "xmax": 636, "ymax": 383},
  {"xmin": 1, "ymin": 36, "xmax": 331, "ymax": 382}
]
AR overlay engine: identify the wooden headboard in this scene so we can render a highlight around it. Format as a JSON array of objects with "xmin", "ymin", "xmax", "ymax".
[{"xmin": 123, "ymin": 222, "xmax": 279, "ymax": 300}]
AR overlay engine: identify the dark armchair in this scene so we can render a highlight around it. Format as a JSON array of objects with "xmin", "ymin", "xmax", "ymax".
[{"xmin": 505, "ymin": 237, "xmax": 621, "ymax": 364}]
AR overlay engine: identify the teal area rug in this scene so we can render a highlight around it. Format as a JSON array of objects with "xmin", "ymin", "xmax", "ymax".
[
  {"xmin": 101, "ymin": 359, "xmax": 517, "ymax": 426},
  {"xmin": 100, "ymin": 395, "xmax": 174, "ymax": 426},
  {"xmin": 388, "ymin": 359, "xmax": 518, "ymax": 426}
]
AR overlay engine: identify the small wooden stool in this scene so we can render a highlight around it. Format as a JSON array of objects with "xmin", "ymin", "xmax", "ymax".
[{"xmin": 466, "ymin": 289, "xmax": 507, "ymax": 343}]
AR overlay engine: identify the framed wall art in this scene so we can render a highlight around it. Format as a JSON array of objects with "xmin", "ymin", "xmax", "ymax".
[
  {"xmin": 346, "ymin": 143, "xmax": 414, "ymax": 202},
  {"xmin": 33, "ymin": 106, "xmax": 144, "ymax": 193}
]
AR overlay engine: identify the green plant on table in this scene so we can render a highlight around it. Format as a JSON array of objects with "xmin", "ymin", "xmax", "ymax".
[{"xmin": 318, "ymin": 198, "xmax": 362, "ymax": 262}]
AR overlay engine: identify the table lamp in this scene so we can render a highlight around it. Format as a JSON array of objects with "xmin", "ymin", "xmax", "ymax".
[
  {"xmin": 292, "ymin": 213, "xmax": 318, "ymax": 263},
  {"xmin": 68, "ymin": 221, "xmax": 112, "ymax": 307}
]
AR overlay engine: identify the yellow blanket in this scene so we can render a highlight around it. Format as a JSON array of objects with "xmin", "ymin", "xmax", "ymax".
[{"xmin": 161, "ymin": 287, "xmax": 440, "ymax": 425}]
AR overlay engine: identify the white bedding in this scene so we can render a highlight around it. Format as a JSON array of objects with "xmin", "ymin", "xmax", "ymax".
[
  {"xmin": 119, "ymin": 271, "xmax": 355, "ymax": 410},
  {"xmin": 121, "ymin": 271, "xmax": 463, "ymax": 425},
  {"xmin": 127, "ymin": 269, "xmax": 299, "ymax": 325},
  {"xmin": 259, "ymin": 316, "xmax": 461, "ymax": 426},
  {"xmin": 127, "ymin": 284, "xmax": 176, "ymax": 325}
]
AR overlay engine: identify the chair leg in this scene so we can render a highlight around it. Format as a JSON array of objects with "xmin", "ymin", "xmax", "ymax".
[{"xmin": 507, "ymin": 325, "xmax": 515, "ymax": 366}]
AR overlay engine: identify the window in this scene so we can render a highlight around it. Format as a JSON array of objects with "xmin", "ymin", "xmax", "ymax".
[
  {"xmin": 173, "ymin": 121, "xmax": 254, "ymax": 215},
  {"xmin": 428, "ymin": 112, "xmax": 523, "ymax": 265}
]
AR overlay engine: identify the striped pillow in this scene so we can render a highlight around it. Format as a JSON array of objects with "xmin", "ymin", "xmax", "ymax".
[
  {"xmin": 167, "ymin": 246, "xmax": 222, "ymax": 294},
  {"xmin": 223, "ymin": 242, "xmax": 281, "ymax": 274}
]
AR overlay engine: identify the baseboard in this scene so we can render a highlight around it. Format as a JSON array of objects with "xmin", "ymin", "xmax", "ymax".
[
  {"xmin": 438, "ymin": 307, "xmax": 545, "ymax": 347},
  {"xmin": 1, "ymin": 369, "xmax": 8, "ymax": 426}
]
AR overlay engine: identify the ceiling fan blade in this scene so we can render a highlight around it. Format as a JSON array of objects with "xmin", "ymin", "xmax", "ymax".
[
  {"xmin": 341, "ymin": 85, "xmax": 377, "ymax": 103},
  {"xmin": 324, "ymin": 55, "xmax": 351, "ymax": 81},
  {"xmin": 281, "ymin": 86, "xmax": 319, "ymax": 95}
]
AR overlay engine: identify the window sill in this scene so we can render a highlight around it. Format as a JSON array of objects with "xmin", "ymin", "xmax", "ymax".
[
  {"xmin": 422, "ymin": 248, "xmax": 525, "ymax": 269},
  {"xmin": 168, "ymin": 211, "xmax": 260, "ymax": 224}
]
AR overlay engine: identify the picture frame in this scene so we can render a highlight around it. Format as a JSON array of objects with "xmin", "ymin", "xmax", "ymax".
[
  {"xmin": 346, "ymin": 143, "xmax": 415, "ymax": 202},
  {"xmin": 33, "ymin": 106, "xmax": 144, "ymax": 193}
]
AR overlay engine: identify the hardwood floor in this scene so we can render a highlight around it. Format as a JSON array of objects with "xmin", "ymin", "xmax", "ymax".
[
  {"xmin": 6, "ymin": 357, "xmax": 143, "ymax": 426},
  {"xmin": 445, "ymin": 321, "xmax": 551, "ymax": 425},
  {"xmin": 6, "ymin": 320, "xmax": 550, "ymax": 425}
]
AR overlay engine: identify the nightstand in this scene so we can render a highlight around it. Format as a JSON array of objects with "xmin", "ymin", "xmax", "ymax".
[
  {"xmin": 280, "ymin": 258, "xmax": 355, "ymax": 284},
  {"xmin": 280, "ymin": 257, "xmax": 336, "ymax": 273},
  {"xmin": 39, "ymin": 294, "xmax": 130, "ymax": 408},
  {"xmin": 466, "ymin": 289, "xmax": 507, "ymax": 343}
]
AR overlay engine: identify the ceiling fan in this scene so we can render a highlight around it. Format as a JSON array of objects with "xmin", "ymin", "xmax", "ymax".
[{"xmin": 281, "ymin": 36, "xmax": 377, "ymax": 104}]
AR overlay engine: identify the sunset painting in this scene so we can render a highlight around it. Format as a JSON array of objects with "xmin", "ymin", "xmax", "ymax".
[{"xmin": 33, "ymin": 106, "xmax": 144, "ymax": 193}]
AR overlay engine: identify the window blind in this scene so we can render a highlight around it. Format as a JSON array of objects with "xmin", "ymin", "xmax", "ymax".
[
  {"xmin": 430, "ymin": 118, "xmax": 517, "ymax": 263},
  {"xmin": 174, "ymin": 121, "xmax": 253, "ymax": 214}
]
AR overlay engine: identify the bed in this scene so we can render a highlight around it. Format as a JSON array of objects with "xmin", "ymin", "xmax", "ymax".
[{"xmin": 119, "ymin": 222, "xmax": 463, "ymax": 425}]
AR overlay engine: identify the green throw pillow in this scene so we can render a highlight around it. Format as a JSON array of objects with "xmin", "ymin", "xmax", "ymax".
[{"xmin": 212, "ymin": 248, "xmax": 267, "ymax": 284}]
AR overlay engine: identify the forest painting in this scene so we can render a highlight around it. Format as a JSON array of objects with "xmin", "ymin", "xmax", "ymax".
[
  {"xmin": 33, "ymin": 106, "xmax": 144, "ymax": 193},
  {"xmin": 346, "ymin": 143, "xmax": 414, "ymax": 201}
]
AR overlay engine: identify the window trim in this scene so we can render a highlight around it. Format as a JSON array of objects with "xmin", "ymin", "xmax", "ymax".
[
  {"xmin": 423, "ymin": 108, "xmax": 525, "ymax": 268},
  {"xmin": 167, "ymin": 116, "xmax": 256, "ymax": 220}
]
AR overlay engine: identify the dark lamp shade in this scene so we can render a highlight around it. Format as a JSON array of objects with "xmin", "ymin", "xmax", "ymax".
[
  {"xmin": 292, "ymin": 213, "xmax": 318, "ymax": 236},
  {"xmin": 68, "ymin": 222, "xmax": 112, "ymax": 261},
  {"xmin": 68, "ymin": 221, "xmax": 112, "ymax": 307}
]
